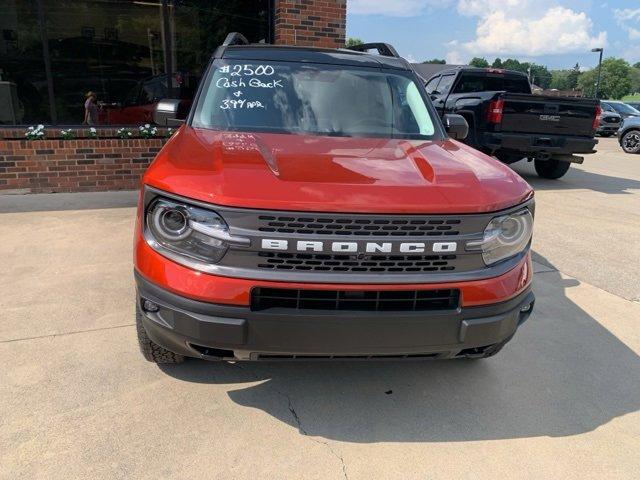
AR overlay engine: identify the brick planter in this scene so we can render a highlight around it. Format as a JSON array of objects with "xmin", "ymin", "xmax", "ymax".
[{"xmin": 0, "ymin": 137, "xmax": 166, "ymax": 194}]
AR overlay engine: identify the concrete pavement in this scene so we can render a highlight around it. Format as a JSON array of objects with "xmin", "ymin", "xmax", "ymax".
[{"xmin": 1, "ymin": 137, "xmax": 639, "ymax": 479}]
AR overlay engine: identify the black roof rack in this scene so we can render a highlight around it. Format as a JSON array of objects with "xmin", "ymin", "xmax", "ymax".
[
  {"xmin": 347, "ymin": 42, "xmax": 401, "ymax": 58},
  {"xmin": 222, "ymin": 32, "xmax": 249, "ymax": 47}
]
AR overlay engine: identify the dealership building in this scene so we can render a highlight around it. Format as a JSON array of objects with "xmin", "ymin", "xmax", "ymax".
[{"xmin": 0, "ymin": 0, "xmax": 346, "ymax": 192}]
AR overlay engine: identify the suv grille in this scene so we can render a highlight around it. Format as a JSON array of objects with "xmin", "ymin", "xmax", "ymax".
[
  {"xmin": 251, "ymin": 288, "xmax": 460, "ymax": 311},
  {"xmin": 256, "ymin": 252, "xmax": 457, "ymax": 272},
  {"xmin": 258, "ymin": 215, "xmax": 461, "ymax": 236},
  {"xmin": 603, "ymin": 116, "xmax": 621, "ymax": 124}
]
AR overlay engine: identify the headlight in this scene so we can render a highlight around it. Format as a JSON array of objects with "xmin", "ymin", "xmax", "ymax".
[
  {"xmin": 146, "ymin": 198, "xmax": 231, "ymax": 264},
  {"xmin": 466, "ymin": 208, "xmax": 533, "ymax": 265}
]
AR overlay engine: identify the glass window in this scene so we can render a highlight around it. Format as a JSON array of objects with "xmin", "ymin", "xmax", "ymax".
[
  {"xmin": 193, "ymin": 61, "xmax": 438, "ymax": 140},
  {"xmin": 0, "ymin": 0, "xmax": 272, "ymax": 126},
  {"xmin": 0, "ymin": 0, "xmax": 52, "ymax": 124},
  {"xmin": 453, "ymin": 72, "xmax": 531, "ymax": 94},
  {"xmin": 434, "ymin": 74, "xmax": 454, "ymax": 94},
  {"xmin": 425, "ymin": 76, "xmax": 440, "ymax": 94},
  {"xmin": 607, "ymin": 102, "xmax": 640, "ymax": 115}
]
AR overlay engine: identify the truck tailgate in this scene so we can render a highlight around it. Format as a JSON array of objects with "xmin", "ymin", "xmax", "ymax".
[{"xmin": 500, "ymin": 93, "xmax": 598, "ymax": 137}]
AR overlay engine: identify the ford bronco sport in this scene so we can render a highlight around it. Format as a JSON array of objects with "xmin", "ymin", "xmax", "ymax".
[{"xmin": 134, "ymin": 35, "xmax": 535, "ymax": 363}]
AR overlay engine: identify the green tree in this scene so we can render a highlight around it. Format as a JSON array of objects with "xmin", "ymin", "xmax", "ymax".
[
  {"xmin": 423, "ymin": 58, "xmax": 446, "ymax": 64},
  {"xmin": 630, "ymin": 68, "xmax": 640, "ymax": 95},
  {"xmin": 345, "ymin": 37, "xmax": 363, "ymax": 48},
  {"xmin": 566, "ymin": 63, "xmax": 580, "ymax": 89},
  {"xmin": 469, "ymin": 57, "xmax": 489, "ymax": 68},
  {"xmin": 550, "ymin": 70, "xmax": 571, "ymax": 90},
  {"xmin": 578, "ymin": 58, "xmax": 633, "ymax": 99},
  {"xmin": 634, "ymin": 62, "xmax": 640, "ymax": 70},
  {"xmin": 501, "ymin": 58, "xmax": 526, "ymax": 73},
  {"xmin": 492, "ymin": 58, "xmax": 503, "ymax": 68},
  {"xmin": 529, "ymin": 64, "xmax": 552, "ymax": 89}
]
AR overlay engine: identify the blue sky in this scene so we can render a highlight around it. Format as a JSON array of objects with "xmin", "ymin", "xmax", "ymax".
[{"xmin": 347, "ymin": 1, "xmax": 640, "ymax": 70}]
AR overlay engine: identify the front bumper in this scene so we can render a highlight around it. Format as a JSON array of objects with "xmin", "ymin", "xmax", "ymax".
[
  {"xmin": 136, "ymin": 272, "xmax": 535, "ymax": 361},
  {"xmin": 597, "ymin": 125, "xmax": 620, "ymax": 134}
]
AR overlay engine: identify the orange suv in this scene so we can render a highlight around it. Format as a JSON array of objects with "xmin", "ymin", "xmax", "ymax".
[{"xmin": 134, "ymin": 35, "xmax": 535, "ymax": 363}]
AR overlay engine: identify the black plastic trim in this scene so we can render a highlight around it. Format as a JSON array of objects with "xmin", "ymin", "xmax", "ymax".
[{"xmin": 135, "ymin": 271, "xmax": 534, "ymax": 360}]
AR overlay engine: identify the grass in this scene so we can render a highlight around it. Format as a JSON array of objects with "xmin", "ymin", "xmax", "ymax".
[{"xmin": 622, "ymin": 94, "xmax": 640, "ymax": 101}]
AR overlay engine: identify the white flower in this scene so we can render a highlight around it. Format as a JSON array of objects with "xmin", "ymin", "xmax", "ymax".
[
  {"xmin": 145, "ymin": 124, "xmax": 150, "ymax": 128},
  {"xmin": 37, "ymin": 124, "xmax": 44, "ymax": 129},
  {"xmin": 90, "ymin": 127, "xmax": 96, "ymax": 133}
]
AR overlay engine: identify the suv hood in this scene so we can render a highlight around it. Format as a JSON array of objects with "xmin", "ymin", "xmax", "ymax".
[{"xmin": 145, "ymin": 127, "xmax": 532, "ymax": 214}]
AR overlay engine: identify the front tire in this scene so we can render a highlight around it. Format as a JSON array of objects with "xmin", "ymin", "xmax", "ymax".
[
  {"xmin": 136, "ymin": 305, "xmax": 185, "ymax": 364},
  {"xmin": 620, "ymin": 129, "xmax": 640, "ymax": 154},
  {"xmin": 534, "ymin": 158, "xmax": 571, "ymax": 179}
]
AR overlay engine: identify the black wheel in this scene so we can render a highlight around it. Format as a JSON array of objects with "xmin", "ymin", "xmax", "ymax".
[
  {"xmin": 534, "ymin": 158, "xmax": 571, "ymax": 179},
  {"xmin": 136, "ymin": 305, "xmax": 185, "ymax": 364},
  {"xmin": 620, "ymin": 129, "xmax": 640, "ymax": 154}
]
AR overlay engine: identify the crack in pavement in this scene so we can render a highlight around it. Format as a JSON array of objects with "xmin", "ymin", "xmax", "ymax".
[
  {"xmin": 0, "ymin": 323, "xmax": 134, "ymax": 344},
  {"xmin": 233, "ymin": 362, "xmax": 348, "ymax": 480}
]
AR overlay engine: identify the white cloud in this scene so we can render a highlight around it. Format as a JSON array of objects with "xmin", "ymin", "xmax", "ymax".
[
  {"xmin": 445, "ymin": 50, "xmax": 465, "ymax": 64},
  {"xmin": 447, "ymin": 0, "xmax": 606, "ymax": 63},
  {"xmin": 614, "ymin": 8, "xmax": 640, "ymax": 41},
  {"xmin": 348, "ymin": 0, "xmax": 452, "ymax": 17}
]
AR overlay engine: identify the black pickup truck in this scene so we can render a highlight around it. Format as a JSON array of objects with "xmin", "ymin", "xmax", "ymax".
[{"xmin": 419, "ymin": 66, "xmax": 600, "ymax": 179}]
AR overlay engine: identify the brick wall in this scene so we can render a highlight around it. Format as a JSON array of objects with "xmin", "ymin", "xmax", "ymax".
[
  {"xmin": 274, "ymin": 0, "xmax": 346, "ymax": 48},
  {"xmin": 0, "ymin": 137, "xmax": 165, "ymax": 194}
]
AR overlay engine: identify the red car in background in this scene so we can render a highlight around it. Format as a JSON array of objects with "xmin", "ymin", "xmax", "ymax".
[{"xmin": 99, "ymin": 72, "xmax": 195, "ymax": 125}]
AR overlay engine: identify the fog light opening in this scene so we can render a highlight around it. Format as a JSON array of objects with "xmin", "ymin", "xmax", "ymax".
[
  {"xmin": 142, "ymin": 300, "xmax": 160, "ymax": 313},
  {"xmin": 520, "ymin": 302, "xmax": 533, "ymax": 313}
]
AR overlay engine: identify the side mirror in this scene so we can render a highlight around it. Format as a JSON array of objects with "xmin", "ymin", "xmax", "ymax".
[
  {"xmin": 443, "ymin": 114, "xmax": 468, "ymax": 140},
  {"xmin": 153, "ymin": 99, "xmax": 185, "ymax": 126}
]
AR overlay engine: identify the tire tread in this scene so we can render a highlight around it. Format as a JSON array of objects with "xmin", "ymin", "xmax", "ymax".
[{"xmin": 136, "ymin": 306, "xmax": 185, "ymax": 364}]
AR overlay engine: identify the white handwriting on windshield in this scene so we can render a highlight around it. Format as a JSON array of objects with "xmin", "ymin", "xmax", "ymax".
[
  {"xmin": 249, "ymin": 78, "xmax": 282, "ymax": 88},
  {"xmin": 220, "ymin": 99, "xmax": 265, "ymax": 110},
  {"xmin": 217, "ymin": 64, "xmax": 279, "ymax": 110}
]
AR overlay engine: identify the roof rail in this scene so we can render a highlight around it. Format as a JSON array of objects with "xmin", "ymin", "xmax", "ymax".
[
  {"xmin": 222, "ymin": 32, "xmax": 249, "ymax": 47},
  {"xmin": 347, "ymin": 42, "xmax": 400, "ymax": 58}
]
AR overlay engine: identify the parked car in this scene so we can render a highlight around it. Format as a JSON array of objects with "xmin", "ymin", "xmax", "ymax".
[
  {"xmin": 626, "ymin": 102, "xmax": 640, "ymax": 111},
  {"xmin": 601, "ymin": 100, "xmax": 640, "ymax": 120},
  {"xmin": 419, "ymin": 66, "xmax": 600, "ymax": 179},
  {"xmin": 99, "ymin": 72, "xmax": 195, "ymax": 125},
  {"xmin": 597, "ymin": 104, "xmax": 622, "ymax": 137},
  {"xmin": 618, "ymin": 116, "xmax": 640, "ymax": 154},
  {"xmin": 133, "ymin": 35, "xmax": 535, "ymax": 364}
]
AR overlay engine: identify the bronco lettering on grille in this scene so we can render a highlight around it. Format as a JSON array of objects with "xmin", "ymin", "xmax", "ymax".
[{"xmin": 260, "ymin": 239, "xmax": 458, "ymax": 253}]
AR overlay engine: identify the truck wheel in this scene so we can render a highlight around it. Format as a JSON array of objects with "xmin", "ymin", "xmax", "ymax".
[
  {"xmin": 136, "ymin": 305, "xmax": 185, "ymax": 364},
  {"xmin": 534, "ymin": 159, "xmax": 571, "ymax": 179},
  {"xmin": 620, "ymin": 130, "xmax": 640, "ymax": 154}
]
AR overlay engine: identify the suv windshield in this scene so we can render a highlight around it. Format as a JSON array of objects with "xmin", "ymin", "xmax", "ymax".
[
  {"xmin": 192, "ymin": 60, "xmax": 438, "ymax": 139},
  {"xmin": 606, "ymin": 102, "xmax": 640, "ymax": 115}
]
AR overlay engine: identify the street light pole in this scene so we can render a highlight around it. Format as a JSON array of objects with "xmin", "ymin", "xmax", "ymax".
[{"xmin": 591, "ymin": 47, "xmax": 603, "ymax": 99}]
